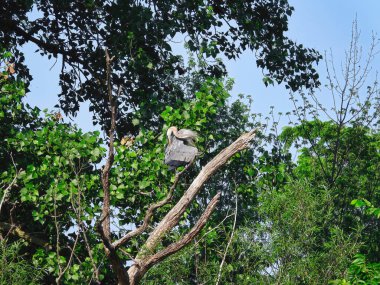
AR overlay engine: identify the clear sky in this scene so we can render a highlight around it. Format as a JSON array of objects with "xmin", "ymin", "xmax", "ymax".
[{"xmin": 23, "ymin": 0, "xmax": 380, "ymax": 132}]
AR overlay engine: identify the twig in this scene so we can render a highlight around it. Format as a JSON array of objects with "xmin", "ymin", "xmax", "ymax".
[
  {"xmin": 57, "ymin": 230, "xmax": 80, "ymax": 283},
  {"xmin": 0, "ymin": 153, "xmax": 18, "ymax": 215},
  {"xmin": 0, "ymin": 174, "xmax": 17, "ymax": 215},
  {"xmin": 216, "ymin": 192, "xmax": 238, "ymax": 285},
  {"xmin": 53, "ymin": 185, "xmax": 63, "ymax": 285},
  {"xmin": 194, "ymin": 213, "xmax": 234, "ymax": 246}
]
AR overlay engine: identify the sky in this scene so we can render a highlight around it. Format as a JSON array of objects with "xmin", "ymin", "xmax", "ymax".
[{"xmin": 22, "ymin": 0, "xmax": 380, "ymax": 132}]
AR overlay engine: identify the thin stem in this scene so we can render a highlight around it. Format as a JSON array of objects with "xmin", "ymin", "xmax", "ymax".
[{"xmin": 215, "ymin": 192, "xmax": 238, "ymax": 285}]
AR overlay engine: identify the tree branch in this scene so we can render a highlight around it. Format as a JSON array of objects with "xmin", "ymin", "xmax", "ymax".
[
  {"xmin": 2, "ymin": 19, "xmax": 86, "ymax": 67},
  {"xmin": 216, "ymin": 192, "xmax": 238, "ymax": 285},
  {"xmin": 99, "ymin": 48, "xmax": 116, "ymax": 241},
  {"xmin": 128, "ymin": 192, "xmax": 221, "ymax": 283},
  {"xmin": 96, "ymin": 48, "xmax": 129, "ymax": 285},
  {"xmin": 0, "ymin": 154, "xmax": 18, "ymax": 215}
]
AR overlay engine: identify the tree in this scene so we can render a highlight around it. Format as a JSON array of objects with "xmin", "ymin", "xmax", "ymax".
[
  {"xmin": 1, "ymin": 48, "xmax": 107, "ymax": 283},
  {"xmin": 241, "ymin": 20, "xmax": 380, "ymax": 284},
  {"xmin": 0, "ymin": 47, "xmax": 260, "ymax": 284},
  {"xmin": 96, "ymin": 51, "xmax": 260, "ymax": 284},
  {"xmin": 147, "ymin": 21, "xmax": 380, "ymax": 284},
  {"xmin": 0, "ymin": 240, "xmax": 43, "ymax": 285},
  {"xmin": 1, "ymin": 1, "xmax": 324, "ymax": 283},
  {"xmin": 280, "ymin": 21, "xmax": 380, "ymax": 260},
  {"xmin": 0, "ymin": 0, "xmax": 321, "ymax": 133}
]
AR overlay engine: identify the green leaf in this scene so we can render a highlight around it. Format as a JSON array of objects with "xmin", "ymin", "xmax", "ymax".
[{"xmin": 132, "ymin": 118, "xmax": 140, "ymax": 126}]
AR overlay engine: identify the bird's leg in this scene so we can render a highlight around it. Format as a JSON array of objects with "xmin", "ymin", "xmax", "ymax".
[{"xmin": 175, "ymin": 157, "xmax": 196, "ymax": 175}]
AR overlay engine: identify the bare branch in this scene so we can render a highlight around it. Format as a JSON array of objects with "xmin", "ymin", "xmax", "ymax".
[
  {"xmin": 0, "ymin": 153, "xmax": 19, "ymax": 215},
  {"xmin": 194, "ymin": 213, "xmax": 234, "ymax": 247},
  {"xmin": 57, "ymin": 230, "xmax": 80, "ymax": 284},
  {"xmin": 129, "ymin": 192, "xmax": 221, "ymax": 282},
  {"xmin": 0, "ymin": 173, "xmax": 17, "ymax": 215},
  {"xmin": 99, "ymin": 48, "xmax": 116, "ymax": 241}
]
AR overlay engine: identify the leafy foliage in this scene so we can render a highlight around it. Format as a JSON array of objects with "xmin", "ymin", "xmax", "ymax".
[
  {"xmin": 0, "ymin": 240, "xmax": 43, "ymax": 285},
  {"xmin": 0, "ymin": 0, "xmax": 321, "ymax": 133},
  {"xmin": 331, "ymin": 202, "xmax": 380, "ymax": 285},
  {"xmin": 1, "ymin": 52, "xmax": 108, "ymax": 283},
  {"xmin": 0, "ymin": 48, "xmax": 261, "ymax": 283},
  {"xmin": 1, "ymin": 7, "xmax": 379, "ymax": 284}
]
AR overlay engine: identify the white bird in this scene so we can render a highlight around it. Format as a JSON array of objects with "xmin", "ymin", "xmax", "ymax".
[{"xmin": 166, "ymin": 126, "xmax": 198, "ymax": 147}]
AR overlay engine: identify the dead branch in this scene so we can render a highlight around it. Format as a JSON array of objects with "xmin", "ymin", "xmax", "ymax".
[
  {"xmin": 99, "ymin": 48, "xmax": 116, "ymax": 241},
  {"xmin": 95, "ymin": 46, "xmax": 257, "ymax": 285},
  {"xmin": 128, "ymin": 192, "xmax": 221, "ymax": 284}
]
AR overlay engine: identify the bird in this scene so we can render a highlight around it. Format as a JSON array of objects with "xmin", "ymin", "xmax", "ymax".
[
  {"xmin": 165, "ymin": 126, "xmax": 199, "ymax": 170},
  {"xmin": 166, "ymin": 126, "xmax": 198, "ymax": 147}
]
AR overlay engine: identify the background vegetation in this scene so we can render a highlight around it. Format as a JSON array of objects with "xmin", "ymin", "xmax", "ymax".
[{"xmin": 0, "ymin": 1, "xmax": 379, "ymax": 284}]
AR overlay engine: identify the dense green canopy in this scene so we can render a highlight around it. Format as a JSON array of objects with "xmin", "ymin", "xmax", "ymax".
[
  {"xmin": 0, "ymin": 0, "xmax": 320, "ymax": 133},
  {"xmin": 1, "ymin": 1, "xmax": 379, "ymax": 284}
]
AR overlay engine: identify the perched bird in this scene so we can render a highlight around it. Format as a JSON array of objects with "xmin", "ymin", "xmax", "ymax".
[
  {"xmin": 166, "ymin": 126, "xmax": 198, "ymax": 147},
  {"xmin": 165, "ymin": 126, "xmax": 198, "ymax": 170}
]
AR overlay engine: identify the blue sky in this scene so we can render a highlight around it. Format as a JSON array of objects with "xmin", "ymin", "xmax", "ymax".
[{"xmin": 23, "ymin": 0, "xmax": 380, "ymax": 132}]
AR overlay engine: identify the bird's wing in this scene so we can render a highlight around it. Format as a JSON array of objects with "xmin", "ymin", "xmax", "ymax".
[{"xmin": 176, "ymin": 129, "xmax": 198, "ymax": 140}]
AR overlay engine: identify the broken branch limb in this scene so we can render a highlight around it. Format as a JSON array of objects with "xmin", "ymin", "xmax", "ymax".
[
  {"xmin": 142, "ymin": 129, "xmax": 257, "ymax": 254},
  {"xmin": 128, "ymin": 192, "xmax": 221, "ymax": 283},
  {"xmin": 145, "ymin": 192, "xmax": 221, "ymax": 269}
]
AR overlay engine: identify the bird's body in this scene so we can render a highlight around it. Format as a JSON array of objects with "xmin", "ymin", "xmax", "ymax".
[{"xmin": 165, "ymin": 126, "xmax": 199, "ymax": 170}]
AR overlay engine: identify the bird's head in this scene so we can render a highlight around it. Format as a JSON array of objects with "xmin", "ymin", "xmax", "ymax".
[{"xmin": 166, "ymin": 126, "xmax": 178, "ymax": 145}]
